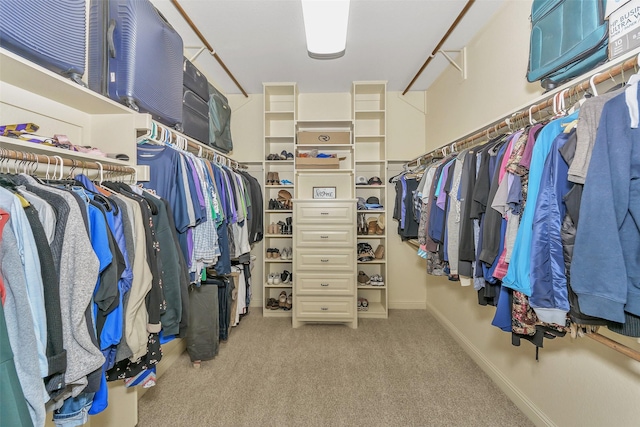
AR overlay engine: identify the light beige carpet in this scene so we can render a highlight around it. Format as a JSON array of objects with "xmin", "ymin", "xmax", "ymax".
[{"xmin": 138, "ymin": 309, "xmax": 533, "ymax": 427}]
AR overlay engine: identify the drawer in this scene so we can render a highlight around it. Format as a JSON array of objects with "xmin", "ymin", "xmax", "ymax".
[
  {"xmin": 294, "ymin": 296, "xmax": 355, "ymax": 320},
  {"xmin": 294, "ymin": 201, "xmax": 355, "ymax": 224},
  {"xmin": 294, "ymin": 248, "xmax": 355, "ymax": 272},
  {"xmin": 295, "ymin": 225, "xmax": 354, "ymax": 247},
  {"xmin": 295, "ymin": 273, "xmax": 355, "ymax": 296}
]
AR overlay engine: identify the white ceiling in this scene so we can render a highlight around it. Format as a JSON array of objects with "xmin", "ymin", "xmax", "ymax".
[{"xmin": 150, "ymin": 0, "xmax": 506, "ymax": 95}]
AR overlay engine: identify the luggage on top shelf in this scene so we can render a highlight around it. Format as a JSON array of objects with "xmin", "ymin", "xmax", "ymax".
[
  {"xmin": 184, "ymin": 58, "xmax": 210, "ymax": 102},
  {"xmin": 183, "ymin": 88, "xmax": 210, "ymax": 144},
  {"xmin": 0, "ymin": 0, "xmax": 86, "ymax": 85},
  {"xmin": 182, "ymin": 58, "xmax": 210, "ymax": 143},
  {"xmin": 526, "ymin": 0, "xmax": 609, "ymax": 90},
  {"xmin": 88, "ymin": 0, "xmax": 184, "ymax": 128},
  {"xmin": 208, "ymin": 83, "xmax": 234, "ymax": 153}
]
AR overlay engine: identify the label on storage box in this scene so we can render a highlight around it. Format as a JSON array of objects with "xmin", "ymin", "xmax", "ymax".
[
  {"xmin": 609, "ymin": 0, "xmax": 640, "ymax": 59},
  {"xmin": 297, "ymin": 131, "xmax": 350, "ymax": 145}
]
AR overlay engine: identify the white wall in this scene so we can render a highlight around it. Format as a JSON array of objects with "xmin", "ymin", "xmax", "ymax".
[{"xmin": 424, "ymin": 1, "xmax": 640, "ymax": 426}]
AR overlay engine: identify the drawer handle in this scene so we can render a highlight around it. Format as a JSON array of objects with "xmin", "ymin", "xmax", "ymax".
[
  {"xmin": 321, "ymin": 307, "xmax": 329, "ymax": 311},
  {"xmin": 320, "ymin": 235, "xmax": 329, "ymax": 239},
  {"xmin": 320, "ymin": 212, "xmax": 329, "ymax": 215},
  {"xmin": 320, "ymin": 283, "xmax": 329, "ymax": 287},
  {"xmin": 320, "ymin": 259, "xmax": 329, "ymax": 263}
]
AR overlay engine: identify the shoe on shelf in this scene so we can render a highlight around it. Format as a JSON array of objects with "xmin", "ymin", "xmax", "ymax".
[
  {"xmin": 266, "ymin": 248, "xmax": 273, "ymax": 259},
  {"xmin": 272, "ymin": 248, "xmax": 281, "ymax": 259},
  {"xmin": 367, "ymin": 217, "xmax": 378, "ymax": 235},
  {"xmin": 273, "ymin": 171, "xmax": 281, "ymax": 185},
  {"xmin": 267, "ymin": 273, "xmax": 275, "ymax": 285},
  {"xmin": 277, "ymin": 221, "xmax": 286, "ymax": 234},
  {"xmin": 374, "ymin": 244, "xmax": 385, "ymax": 260},
  {"xmin": 370, "ymin": 274, "xmax": 384, "ymax": 286},
  {"xmin": 285, "ymin": 293, "xmax": 292, "ymax": 310},
  {"xmin": 357, "ymin": 297, "xmax": 369, "ymax": 311},
  {"xmin": 357, "ymin": 243, "xmax": 375, "ymax": 262},
  {"xmin": 376, "ymin": 214, "xmax": 385, "ymax": 235},
  {"xmin": 280, "ymin": 179, "xmax": 293, "ymax": 185},
  {"xmin": 279, "ymin": 150, "xmax": 288, "ymax": 160},
  {"xmin": 286, "ymin": 152, "xmax": 294, "ymax": 160},
  {"xmin": 281, "ymin": 270, "xmax": 291, "ymax": 284},
  {"xmin": 273, "ymin": 273, "xmax": 281, "ymax": 285},
  {"xmin": 267, "ymin": 298, "xmax": 279, "ymax": 310},
  {"xmin": 358, "ymin": 271, "xmax": 370, "ymax": 285},
  {"xmin": 278, "ymin": 291, "xmax": 287, "ymax": 308}
]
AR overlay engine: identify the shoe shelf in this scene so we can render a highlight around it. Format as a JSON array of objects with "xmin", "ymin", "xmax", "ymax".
[
  {"xmin": 265, "ymin": 159, "xmax": 294, "ymax": 164},
  {"xmin": 266, "ymin": 184, "xmax": 294, "ymax": 188},
  {"xmin": 357, "ymin": 301, "xmax": 386, "ymax": 318},
  {"xmin": 265, "ymin": 209, "xmax": 293, "ymax": 213},
  {"xmin": 264, "ymin": 234, "xmax": 293, "ymax": 238},
  {"xmin": 265, "ymin": 284, "xmax": 293, "ymax": 288},
  {"xmin": 263, "ymin": 309, "xmax": 292, "ymax": 318},
  {"xmin": 352, "ymin": 81, "xmax": 388, "ymax": 320},
  {"xmin": 265, "ymin": 259, "xmax": 292, "ymax": 263}
]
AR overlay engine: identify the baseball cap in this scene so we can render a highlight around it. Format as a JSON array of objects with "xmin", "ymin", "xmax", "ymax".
[
  {"xmin": 366, "ymin": 196, "xmax": 380, "ymax": 205},
  {"xmin": 356, "ymin": 176, "xmax": 368, "ymax": 185},
  {"xmin": 368, "ymin": 176, "xmax": 383, "ymax": 185}
]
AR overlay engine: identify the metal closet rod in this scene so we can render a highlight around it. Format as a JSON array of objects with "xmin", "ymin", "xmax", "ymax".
[
  {"xmin": 170, "ymin": 0, "xmax": 248, "ymax": 98},
  {"xmin": 0, "ymin": 148, "xmax": 136, "ymax": 174},
  {"xmin": 406, "ymin": 54, "xmax": 640, "ymax": 168},
  {"xmin": 152, "ymin": 121, "xmax": 246, "ymax": 170},
  {"xmin": 403, "ymin": 0, "xmax": 476, "ymax": 95}
]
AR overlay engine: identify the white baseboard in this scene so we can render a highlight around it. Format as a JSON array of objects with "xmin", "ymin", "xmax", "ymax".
[
  {"xmin": 426, "ymin": 302, "xmax": 556, "ymax": 427},
  {"xmin": 389, "ymin": 301, "xmax": 426, "ymax": 309}
]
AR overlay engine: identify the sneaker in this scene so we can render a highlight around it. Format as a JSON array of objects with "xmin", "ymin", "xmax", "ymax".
[
  {"xmin": 281, "ymin": 270, "xmax": 291, "ymax": 284},
  {"xmin": 357, "ymin": 243, "xmax": 375, "ymax": 262},
  {"xmin": 267, "ymin": 273, "xmax": 275, "ymax": 285},
  {"xmin": 273, "ymin": 273, "xmax": 281, "ymax": 285},
  {"xmin": 370, "ymin": 274, "xmax": 384, "ymax": 286},
  {"xmin": 281, "ymin": 179, "xmax": 293, "ymax": 185}
]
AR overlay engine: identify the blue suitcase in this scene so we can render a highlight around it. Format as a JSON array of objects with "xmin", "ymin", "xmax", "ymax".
[
  {"xmin": 89, "ymin": 0, "xmax": 183, "ymax": 128},
  {"xmin": 0, "ymin": 0, "xmax": 86, "ymax": 84},
  {"xmin": 527, "ymin": 0, "xmax": 608, "ymax": 89}
]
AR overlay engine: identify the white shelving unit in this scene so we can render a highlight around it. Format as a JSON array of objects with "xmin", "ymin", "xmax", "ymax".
[
  {"xmin": 352, "ymin": 81, "xmax": 388, "ymax": 319},
  {"xmin": 262, "ymin": 83, "xmax": 297, "ymax": 317}
]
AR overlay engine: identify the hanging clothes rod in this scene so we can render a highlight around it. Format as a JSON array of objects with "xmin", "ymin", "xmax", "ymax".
[
  {"xmin": 586, "ymin": 333, "xmax": 640, "ymax": 362},
  {"xmin": 147, "ymin": 121, "xmax": 247, "ymax": 170},
  {"xmin": 406, "ymin": 53, "xmax": 640, "ymax": 168},
  {"xmin": 402, "ymin": 0, "xmax": 476, "ymax": 95},
  {"xmin": 0, "ymin": 147, "xmax": 136, "ymax": 175},
  {"xmin": 170, "ymin": 0, "xmax": 249, "ymax": 98}
]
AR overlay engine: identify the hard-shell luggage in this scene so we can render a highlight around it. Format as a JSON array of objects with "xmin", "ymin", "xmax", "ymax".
[
  {"xmin": 183, "ymin": 58, "xmax": 210, "ymax": 102},
  {"xmin": 208, "ymin": 83, "xmax": 234, "ymax": 153},
  {"xmin": 0, "ymin": 0, "xmax": 86, "ymax": 84},
  {"xmin": 183, "ymin": 88, "xmax": 209, "ymax": 144},
  {"xmin": 88, "ymin": 0, "xmax": 183, "ymax": 128},
  {"xmin": 527, "ymin": 0, "xmax": 609, "ymax": 89}
]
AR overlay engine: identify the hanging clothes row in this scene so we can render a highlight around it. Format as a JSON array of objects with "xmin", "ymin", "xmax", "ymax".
[{"xmin": 396, "ymin": 69, "xmax": 640, "ymax": 357}]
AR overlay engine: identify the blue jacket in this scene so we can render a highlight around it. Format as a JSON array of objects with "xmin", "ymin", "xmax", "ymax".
[
  {"xmin": 571, "ymin": 88, "xmax": 640, "ymax": 323},
  {"xmin": 529, "ymin": 130, "xmax": 574, "ymax": 324},
  {"xmin": 502, "ymin": 111, "xmax": 579, "ymax": 295}
]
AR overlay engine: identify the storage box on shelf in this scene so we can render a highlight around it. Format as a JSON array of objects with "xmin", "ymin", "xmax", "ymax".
[{"xmin": 263, "ymin": 83, "xmax": 297, "ymax": 317}]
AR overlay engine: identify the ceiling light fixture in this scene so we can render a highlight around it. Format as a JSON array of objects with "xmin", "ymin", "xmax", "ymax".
[{"xmin": 301, "ymin": 0, "xmax": 350, "ymax": 59}]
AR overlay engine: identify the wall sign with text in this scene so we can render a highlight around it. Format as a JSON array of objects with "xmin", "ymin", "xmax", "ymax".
[{"xmin": 313, "ymin": 187, "xmax": 336, "ymax": 199}]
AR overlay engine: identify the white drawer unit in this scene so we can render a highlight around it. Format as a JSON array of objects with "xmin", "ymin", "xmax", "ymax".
[
  {"xmin": 296, "ymin": 273, "xmax": 354, "ymax": 296},
  {"xmin": 294, "ymin": 201, "xmax": 355, "ymax": 224},
  {"xmin": 292, "ymin": 199, "xmax": 357, "ymax": 328},
  {"xmin": 293, "ymin": 296, "xmax": 356, "ymax": 321},
  {"xmin": 295, "ymin": 225, "xmax": 355, "ymax": 247},
  {"xmin": 295, "ymin": 248, "xmax": 355, "ymax": 272}
]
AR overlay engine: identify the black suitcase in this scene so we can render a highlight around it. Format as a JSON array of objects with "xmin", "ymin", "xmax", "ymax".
[
  {"xmin": 183, "ymin": 58, "xmax": 209, "ymax": 102},
  {"xmin": 88, "ymin": 0, "xmax": 183, "ymax": 128},
  {"xmin": 0, "ymin": 0, "xmax": 86, "ymax": 84},
  {"xmin": 183, "ymin": 88, "xmax": 209, "ymax": 143},
  {"xmin": 208, "ymin": 83, "xmax": 233, "ymax": 153}
]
